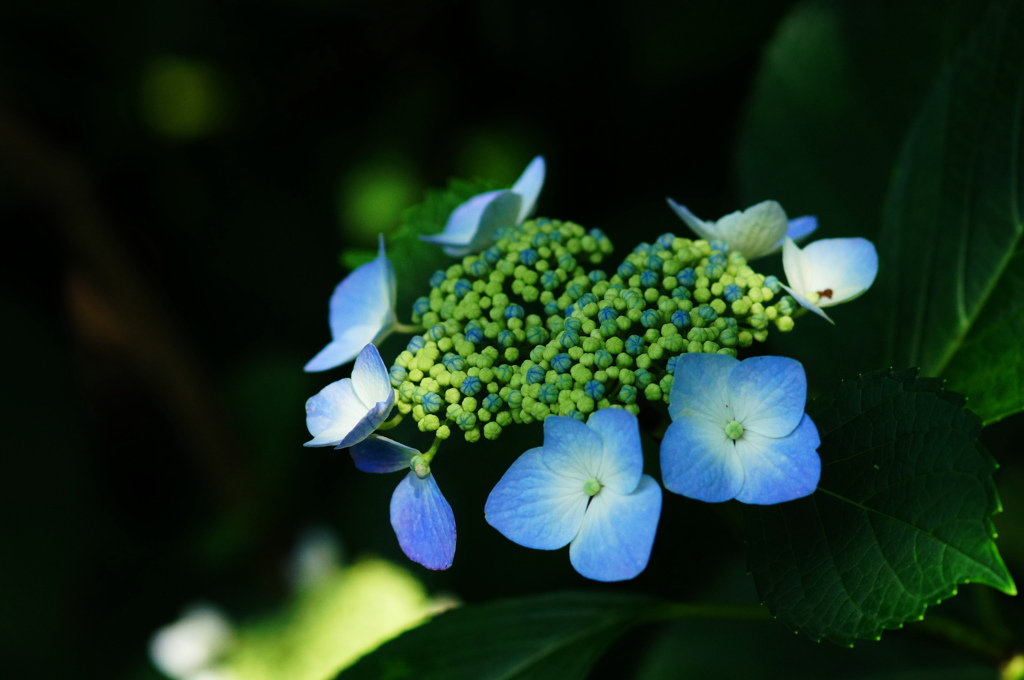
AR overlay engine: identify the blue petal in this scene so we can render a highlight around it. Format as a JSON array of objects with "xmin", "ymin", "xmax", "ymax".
[
  {"xmin": 511, "ymin": 156, "xmax": 546, "ymax": 225},
  {"xmin": 303, "ymin": 345, "xmax": 395, "ymax": 448},
  {"xmin": 733, "ymin": 414, "xmax": 821, "ymax": 504},
  {"xmin": 785, "ymin": 215, "xmax": 818, "ymax": 242},
  {"xmin": 420, "ymin": 190, "xmax": 522, "ymax": 257},
  {"xmin": 660, "ymin": 416, "xmax": 744, "ymax": 502},
  {"xmin": 350, "ymin": 435, "xmax": 416, "ymax": 473},
  {"xmin": 305, "ymin": 235, "xmax": 396, "ymax": 372},
  {"xmin": 584, "ymin": 408, "xmax": 643, "ymax": 494},
  {"xmin": 390, "ymin": 471, "xmax": 456, "ymax": 570},
  {"xmin": 304, "ymin": 380, "xmax": 364, "ymax": 447},
  {"xmin": 666, "ymin": 353, "xmax": 736, "ymax": 423},
  {"xmin": 485, "ymin": 447, "xmax": 588, "ymax": 550},
  {"xmin": 569, "ymin": 475, "xmax": 661, "ymax": 582},
  {"xmin": 542, "ymin": 415, "xmax": 604, "ymax": 476},
  {"xmin": 350, "ymin": 343, "xmax": 393, "ymax": 406},
  {"xmin": 728, "ymin": 356, "xmax": 807, "ymax": 438}
]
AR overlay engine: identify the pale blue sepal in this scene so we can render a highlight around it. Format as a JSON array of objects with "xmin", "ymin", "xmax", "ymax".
[
  {"xmin": 510, "ymin": 156, "xmax": 546, "ymax": 225},
  {"xmin": 485, "ymin": 447, "xmax": 588, "ymax": 551},
  {"xmin": 350, "ymin": 434, "xmax": 416, "ymax": 473},
  {"xmin": 569, "ymin": 475, "xmax": 661, "ymax": 582},
  {"xmin": 666, "ymin": 352, "xmax": 735, "ymax": 423},
  {"xmin": 305, "ymin": 235, "xmax": 397, "ymax": 372},
  {"xmin": 734, "ymin": 415, "xmax": 821, "ymax": 505},
  {"xmin": 583, "ymin": 408, "xmax": 643, "ymax": 494},
  {"xmin": 541, "ymin": 415, "xmax": 603, "ymax": 476},
  {"xmin": 420, "ymin": 190, "xmax": 522, "ymax": 257},
  {"xmin": 728, "ymin": 356, "xmax": 807, "ymax": 438},
  {"xmin": 391, "ymin": 471, "xmax": 456, "ymax": 570},
  {"xmin": 660, "ymin": 415, "xmax": 744, "ymax": 502},
  {"xmin": 303, "ymin": 344, "xmax": 395, "ymax": 448}
]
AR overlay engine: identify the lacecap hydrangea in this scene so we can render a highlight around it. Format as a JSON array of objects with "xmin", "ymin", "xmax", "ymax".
[{"xmin": 301, "ymin": 157, "xmax": 878, "ymax": 579}]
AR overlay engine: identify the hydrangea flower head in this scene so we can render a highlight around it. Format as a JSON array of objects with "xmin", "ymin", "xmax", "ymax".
[
  {"xmin": 485, "ymin": 408, "xmax": 661, "ymax": 582},
  {"xmin": 305, "ymin": 235, "xmax": 397, "ymax": 372},
  {"xmin": 304, "ymin": 344, "xmax": 395, "ymax": 449},
  {"xmin": 781, "ymin": 236, "xmax": 879, "ymax": 323},
  {"xmin": 666, "ymin": 198, "xmax": 817, "ymax": 260},
  {"xmin": 421, "ymin": 156, "xmax": 546, "ymax": 256},
  {"xmin": 660, "ymin": 353, "xmax": 820, "ymax": 505},
  {"xmin": 350, "ymin": 435, "xmax": 456, "ymax": 570}
]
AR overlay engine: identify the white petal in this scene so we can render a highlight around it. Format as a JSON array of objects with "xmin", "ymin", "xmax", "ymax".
[
  {"xmin": 782, "ymin": 237, "xmax": 878, "ymax": 321},
  {"xmin": 717, "ymin": 200, "xmax": 788, "ymax": 259}
]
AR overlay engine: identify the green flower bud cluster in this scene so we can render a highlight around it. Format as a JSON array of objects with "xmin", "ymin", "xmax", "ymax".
[{"xmin": 392, "ymin": 220, "xmax": 798, "ymax": 443}]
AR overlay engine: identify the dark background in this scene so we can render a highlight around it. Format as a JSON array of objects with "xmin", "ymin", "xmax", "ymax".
[{"xmin": 3, "ymin": 1, "xmax": 1020, "ymax": 678}]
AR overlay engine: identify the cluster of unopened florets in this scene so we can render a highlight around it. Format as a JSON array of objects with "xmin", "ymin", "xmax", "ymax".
[{"xmin": 388, "ymin": 219, "xmax": 798, "ymax": 443}]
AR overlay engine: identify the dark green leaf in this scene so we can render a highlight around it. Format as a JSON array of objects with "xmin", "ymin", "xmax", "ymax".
[
  {"xmin": 336, "ymin": 592, "xmax": 657, "ymax": 680},
  {"xmin": 744, "ymin": 369, "xmax": 1015, "ymax": 645},
  {"xmin": 737, "ymin": 0, "xmax": 986, "ymax": 390},
  {"xmin": 388, "ymin": 177, "xmax": 500, "ymax": 315},
  {"xmin": 881, "ymin": 0, "xmax": 1024, "ymax": 423}
]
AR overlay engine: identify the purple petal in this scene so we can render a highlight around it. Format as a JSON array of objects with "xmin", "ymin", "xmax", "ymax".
[
  {"xmin": 350, "ymin": 435, "xmax": 416, "ymax": 473},
  {"xmin": 511, "ymin": 156, "xmax": 546, "ymax": 224},
  {"xmin": 304, "ymin": 236, "xmax": 396, "ymax": 372},
  {"xmin": 733, "ymin": 414, "xmax": 821, "ymax": 504},
  {"xmin": 485, "ymin": 447, "xmax": 588, "ymax": 550},
  {"xmin": 666, "ymin": 352, "xmax": 736, "ymax": 423},
  {"xmin": 584, "ymin": 408, "xmax": 643, "ymax": 494},
  {"xmin": 334, "ymin": 396, "xmax": 394, "ymax": 449},
  {"xmin": 569, "ymin": 475, "xmax": 662, "ymax": 582},
  {"xmin": 728, "ymin": 356, "xmax": 807, "ymax": 438},
  {"xmin": 390, "ymin": 471, "xmax": 456, "ymax": 570},
  {"xmin": 660, "ymin": 416, "xmax": 744, "ymax": 502}
]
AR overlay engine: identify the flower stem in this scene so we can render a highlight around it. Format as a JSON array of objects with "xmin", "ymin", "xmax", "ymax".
[
  {"xmin": 376, "ymin": 414, "xmax": 404, "ymax": 431},
  {"xmin": 393, "ymin": 321, "xmax": 424, "ymax": 334},
  {"xmin": 422, "ymin": 434, "xmax": 443, "ymax": 463}
]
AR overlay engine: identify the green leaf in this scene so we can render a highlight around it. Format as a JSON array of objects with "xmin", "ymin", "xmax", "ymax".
[
  {"xmin": 388, "ymin": 177, "xmax": 500, "ymax": 314},
  {"xmin": 336, "ymin": 592, "xmax": 657, "ymax": 680},
  {"xmin": 736, "ymin": 0, "xmax": 986, "ymax": 391},
  {"xmin": 942, "ymin": 250, "xmax": 1024, "ymax": 425},
  {"xmin": 881, "ymin": 0, "xmax": 1024, "ymax": 423},
  {"xmin": 744, "ymin": 369, "xmax": 1015, "ymax": 645}
]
